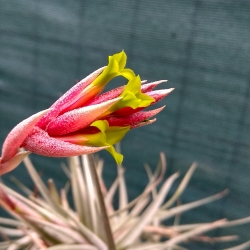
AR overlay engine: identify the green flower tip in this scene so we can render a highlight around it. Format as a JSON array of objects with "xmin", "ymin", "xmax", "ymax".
[
  {"xmin": 88, "ymin": 120, "xmax": 130, "ymax": 165},
  {"xmin": 91, "ymin": 50, "xmax": 136, "ymax": 91},
  {"xmin": 109, "ymin": 75, "xmax": 155, "ymax": 112}
]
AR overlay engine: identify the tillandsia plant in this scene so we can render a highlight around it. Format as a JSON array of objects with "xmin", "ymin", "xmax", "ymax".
[
  {"xmin": 0, "ymin": 51, "xmax": 173, "ymax": 175},
  {"xmin": 0, "ymin": 154, "xmax": 250, "ymax": 250},
  {"xmin": 1, "ymin": 50, "xmax": 249, "ymax": 250}
]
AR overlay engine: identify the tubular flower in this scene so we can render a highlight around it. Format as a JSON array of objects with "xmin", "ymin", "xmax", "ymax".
[{"xmin": 0, "ymin": 51, "xmax": 174, "ymax": 175}]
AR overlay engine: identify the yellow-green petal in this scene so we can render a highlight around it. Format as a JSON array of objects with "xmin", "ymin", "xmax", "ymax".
[
  {"xmin": 90, "ymin": 120, "xmax": 130, "ymax": 145},
  {"xmin": 83, "ymin": 120, "xmax": 130, "ymax": 164},
  {"xmin": 112, "ymin": 50, "xmax": 127, "ymax": 70},
  {"xmin": 106, "ymin": 145, "xmax": 124, "ymax": 165},
  {"xmin": 123, "ymin": 75, "xmax": 141, "ymax": 94},
  {"xmin": 87, "ymin": 51, "xmax": 136, "ymax": 92},
  {"xmin": 119, "ymin": 68, "xmax": 135, "ymax": 80},
  {"xmin": 116, "ymin": 91, "xmax": 141, "ymax": 109},
  {"xmin": 91, "ymin": 120, "xmax": 109, "ymax": 133},
  {"xmin": 105, "ymin": 125, "xmax": 130, "ymax": 145},
  {"xmin": 122, "ymin": 76, "xmax": 155, "ymax": 107},
  {"xmin": 106, "ymin": 75, "xmax": 155, "ymax": 113},
  {"xmin": 83, "ymin": 132, "xmax": 106, "ymax": 145},
  {"xmin": 136, "ymin": 92, "xmax": 155, "ymax": 107}
]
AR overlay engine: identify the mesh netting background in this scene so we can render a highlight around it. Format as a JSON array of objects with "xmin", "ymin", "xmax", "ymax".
[{"xmin": 0, "ymin": 1, "xmax": 250, "ymax": 249}]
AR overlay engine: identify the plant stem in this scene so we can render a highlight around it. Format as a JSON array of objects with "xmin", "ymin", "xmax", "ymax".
[{"xmin": 89, "ymin": 154, "xmax": 116, "ymax": 250}]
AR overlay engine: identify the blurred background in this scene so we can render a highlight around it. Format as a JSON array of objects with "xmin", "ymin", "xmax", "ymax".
[{"xmin": 0, "ymin": 1, "xmax": 250, "ymax": 249}]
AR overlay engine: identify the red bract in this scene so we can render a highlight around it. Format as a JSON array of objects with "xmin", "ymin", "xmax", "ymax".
[{"xmin": 0, "ymin": 51, "xmax": 173, "ymax": 175}]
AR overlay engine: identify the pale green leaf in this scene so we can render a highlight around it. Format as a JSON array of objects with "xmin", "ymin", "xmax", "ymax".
[
  {"xmin": 118, "ymin": 172, "xmax": 179, "ymax": 247},
  {"xmin": 161, "ymin": 162, "xmax": 197, "ymax": 209},
  {"xmin": 157, "ymin": 190, "xmax": 228, "ymax": 221}
]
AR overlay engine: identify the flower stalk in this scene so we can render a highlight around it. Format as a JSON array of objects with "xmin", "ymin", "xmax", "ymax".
[{"xmin": 88, "ymin": 154, "xmax": 116, "ymax": 250}]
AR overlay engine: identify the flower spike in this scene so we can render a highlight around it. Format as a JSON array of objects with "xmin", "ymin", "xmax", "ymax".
[{"xmin": 0, "ymin": 50, "xmax": 173, "ymax": 174}]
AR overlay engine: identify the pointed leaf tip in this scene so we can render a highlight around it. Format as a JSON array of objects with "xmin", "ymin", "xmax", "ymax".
[
  {"xmin": 147, "ymin": 88, "xmax": 174, "ymax": 104},
  {"xmin": 131, "ymin": 118, "xmax": 157, "ymax": 129},
  {"xmin": 141, "ymin": 80, "xmax": 169, "ymax": 92}
]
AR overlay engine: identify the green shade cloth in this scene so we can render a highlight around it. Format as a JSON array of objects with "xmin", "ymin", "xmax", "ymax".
[{"xmin": 0, "ymin": 1, "xmax": 250, "ymax": 248}]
